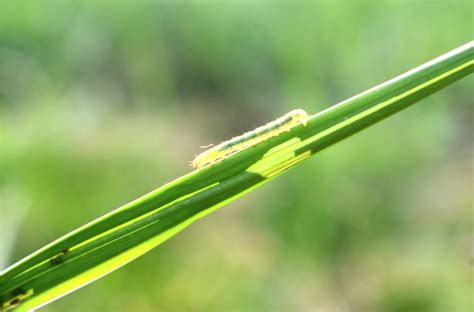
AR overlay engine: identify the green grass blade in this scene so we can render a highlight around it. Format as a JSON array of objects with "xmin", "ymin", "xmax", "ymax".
[{"xmin": 1, "ymin": 42, "xmax": 472, "ymax": 311}]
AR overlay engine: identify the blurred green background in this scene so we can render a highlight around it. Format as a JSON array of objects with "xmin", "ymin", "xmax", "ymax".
[{"xmin": 1, "ymin": 1, "xmax": 472, "ymax": 311}]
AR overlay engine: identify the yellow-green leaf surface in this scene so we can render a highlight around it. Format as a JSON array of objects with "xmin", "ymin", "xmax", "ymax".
[{"xmin": 1, "ymin": 42, "xmax": 472, "ymax": 311}]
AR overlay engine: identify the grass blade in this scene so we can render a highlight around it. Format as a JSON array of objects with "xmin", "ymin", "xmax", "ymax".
[{"xmin": 1, "ymin": 42, "xmax": 472, "ymax": 311}]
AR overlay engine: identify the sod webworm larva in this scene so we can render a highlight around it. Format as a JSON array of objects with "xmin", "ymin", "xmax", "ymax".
[{"xmin": 192, "ymin": 109, "xmax": 309, "ymax": 169}]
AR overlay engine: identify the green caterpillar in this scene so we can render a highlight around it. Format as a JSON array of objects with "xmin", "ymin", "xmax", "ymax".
[{"xmin": 192, "ymin": 109, "xmax": 309, "ymax": 169}]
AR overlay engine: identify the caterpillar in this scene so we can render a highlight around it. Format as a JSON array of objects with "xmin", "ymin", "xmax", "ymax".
[{"xmin": 192, "ymin": 109, "xmax": 309, "ymax": 170}]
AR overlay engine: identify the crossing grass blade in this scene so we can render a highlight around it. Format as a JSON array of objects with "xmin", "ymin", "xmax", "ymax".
[{"xmin": 1, "ymin": 42, "xmax": 472, "ymax": 311}]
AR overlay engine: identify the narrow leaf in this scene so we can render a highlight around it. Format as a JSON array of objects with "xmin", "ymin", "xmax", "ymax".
[{"xmin": 1, "ymin": 42, "xmax": 472, "ymax": 311}]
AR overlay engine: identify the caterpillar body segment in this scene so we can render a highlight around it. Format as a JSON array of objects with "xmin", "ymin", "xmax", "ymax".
[{"xmin": 192, "ymin": 109, "xmax": 309, "ymax": 170}]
